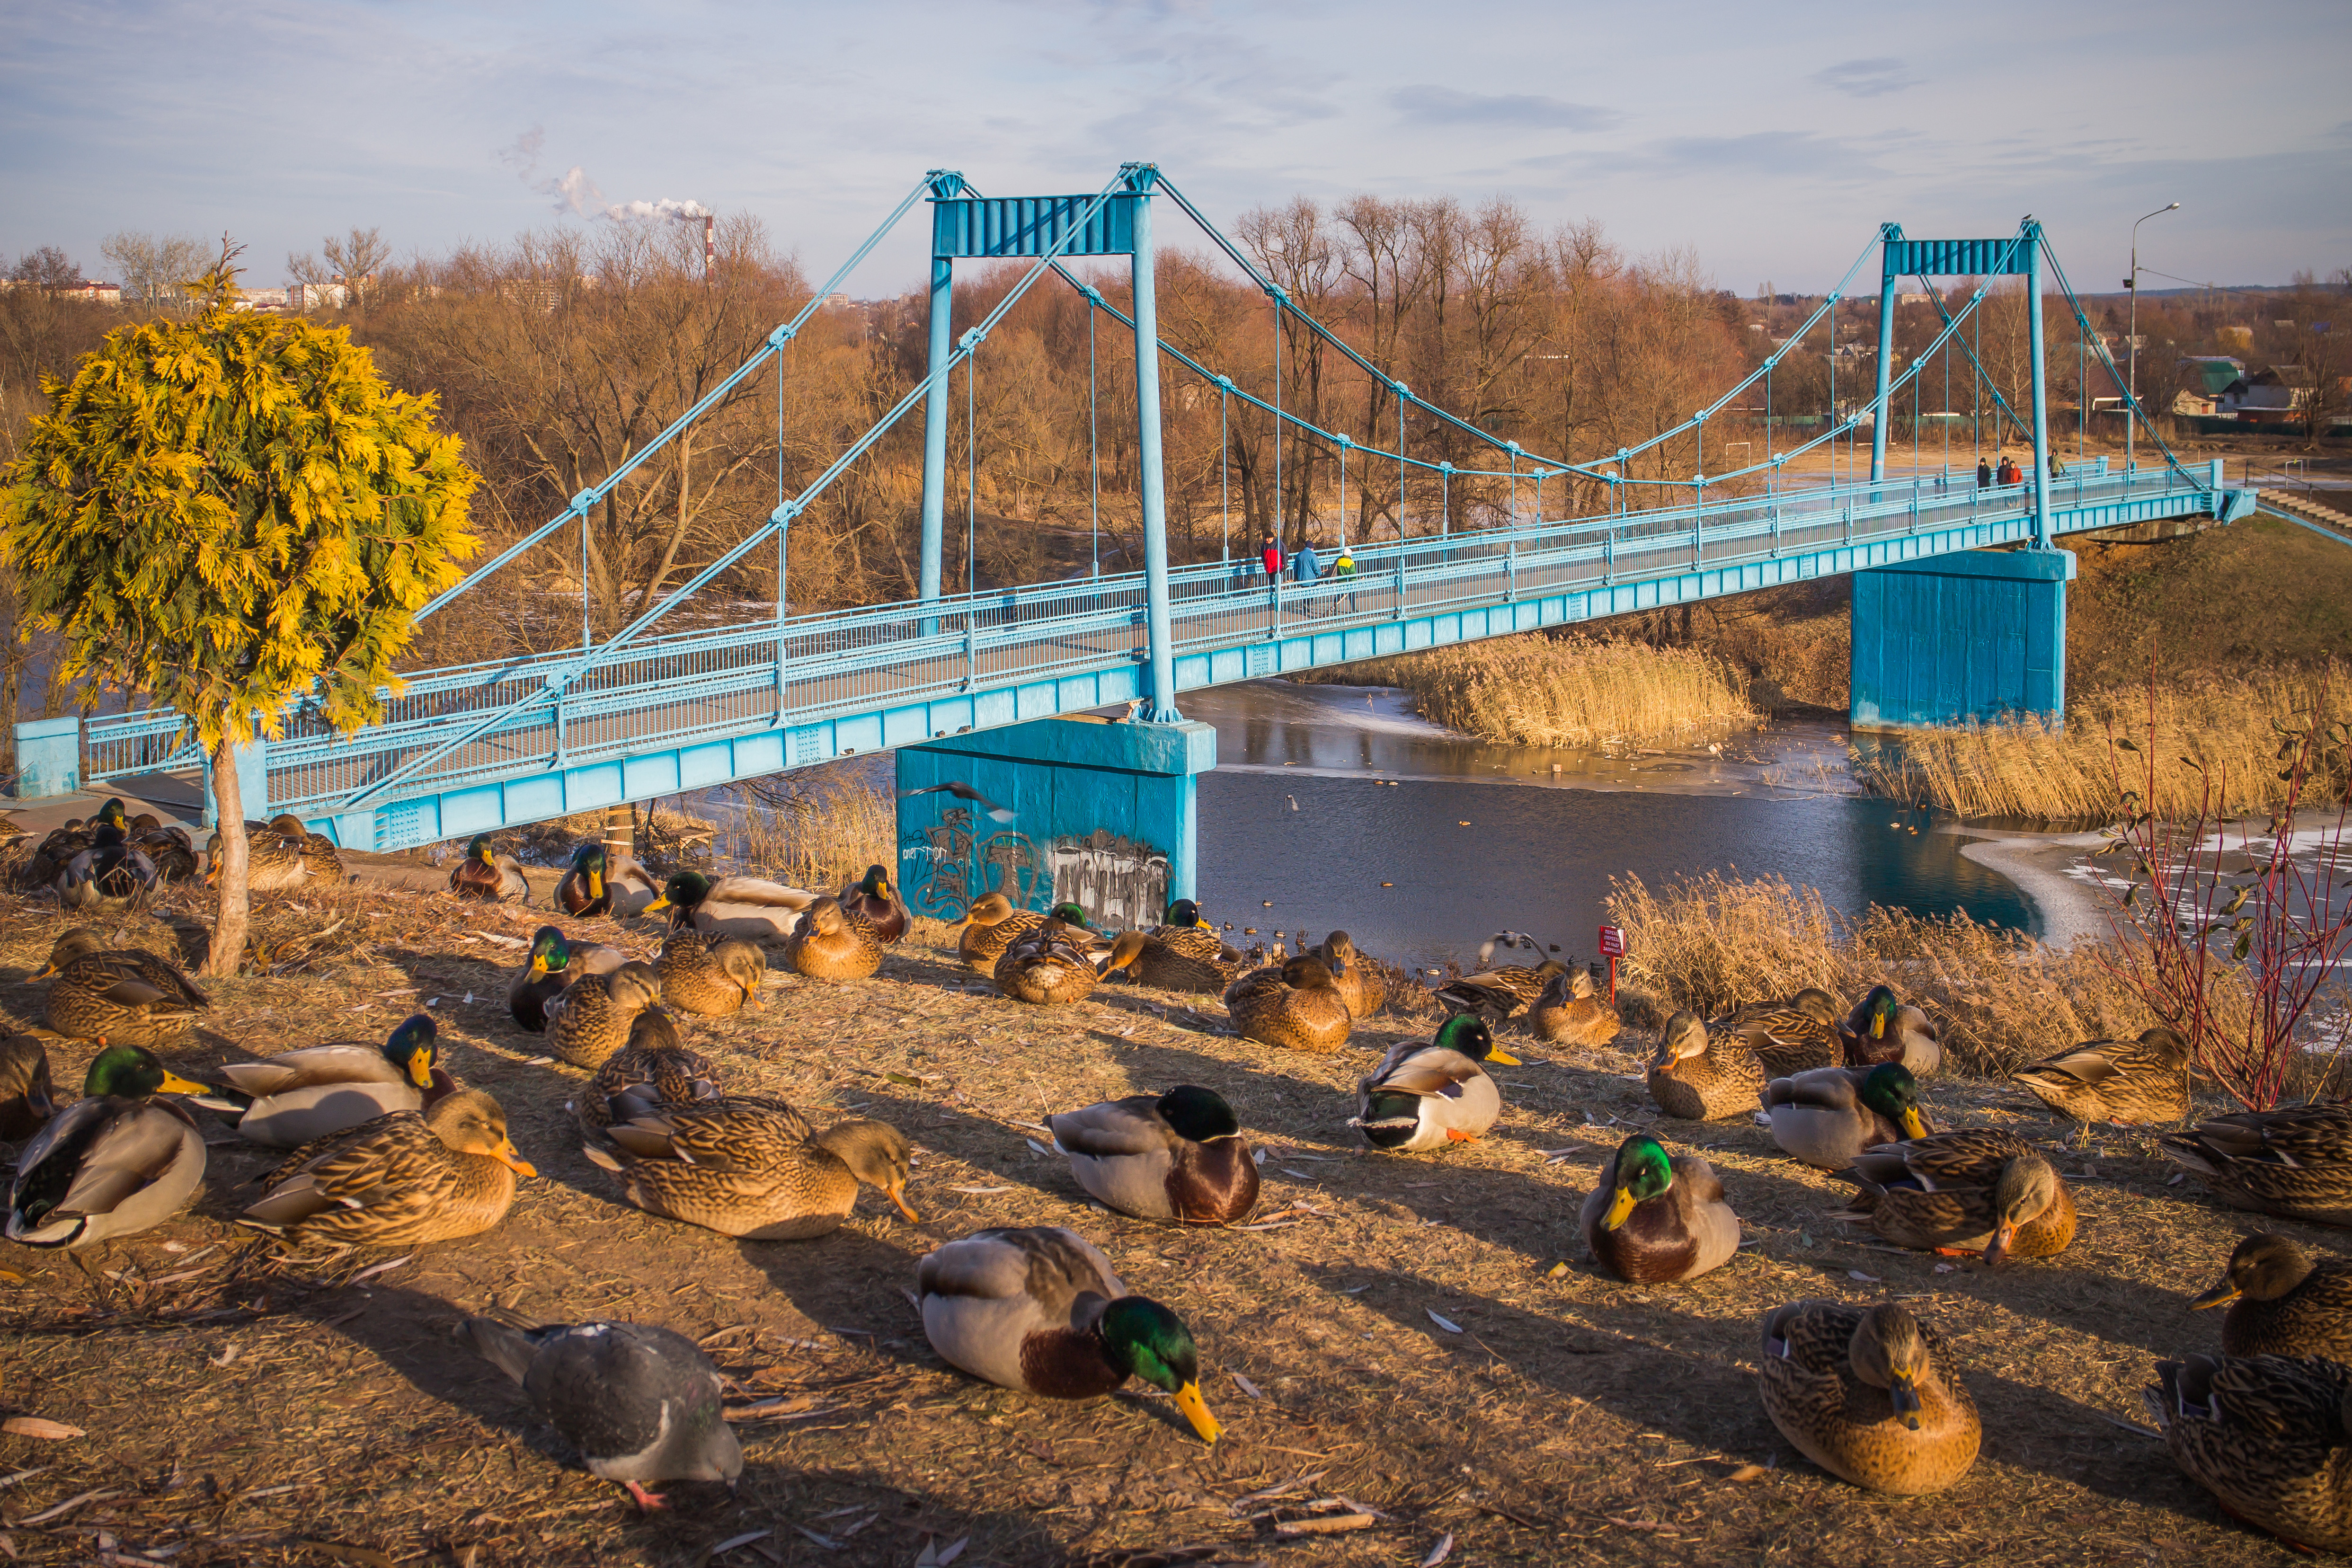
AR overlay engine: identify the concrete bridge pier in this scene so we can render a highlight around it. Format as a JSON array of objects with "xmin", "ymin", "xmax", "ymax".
[
  {"xmin": 896, "ymin": 715, "xmax": 1215, "ymax": 931},
  {"xmin": 1848, "ymin": 548, "xmax": 2075, "ymax": 730}
]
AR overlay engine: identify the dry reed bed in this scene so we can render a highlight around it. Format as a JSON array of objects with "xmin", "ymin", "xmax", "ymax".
[
  {"xmin": 1859, "ymin": 663, "xmax": 2351, "ymax": 820},
  {"xmin": 1327, "ymin": 635, "xmax": 1757, "ymax": 748},
  {"xmin": 1605, "ymin": 869, "xmax": 2254, "ymax": 1077},
  {"xmin": 0, "ymin": 880, "xmax": 2321, "ymax": 1567}
]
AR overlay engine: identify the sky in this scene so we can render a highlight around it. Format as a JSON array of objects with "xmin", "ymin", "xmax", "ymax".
[{"xmin": 4, "ymin": 0, "xmax": 2347, "ymax": 299}]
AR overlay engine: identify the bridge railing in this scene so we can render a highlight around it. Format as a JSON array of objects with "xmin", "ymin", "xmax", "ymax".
[{"xmin": 77, "ymin": 463, "xmax": 2205, "ymax": 817}]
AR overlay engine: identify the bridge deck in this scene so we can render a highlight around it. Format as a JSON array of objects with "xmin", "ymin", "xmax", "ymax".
[{"xmin": 75, "ymin": 464, "xmax": 2228, "ymax": 850}]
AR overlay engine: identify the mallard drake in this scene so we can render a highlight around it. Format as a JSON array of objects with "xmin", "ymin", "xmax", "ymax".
[
  {"xmin": 463, "ymin": 1316, "xmax": 741, "ymax": 1512},
  {"xmin": 1763, "ymin": 1063, "xmax": 1933, "ymax": 1170},
  {"xmin": 1436, "ymin": 957, "xmax": 1567, "ymax": 1023},
  {"xmin": 782, "ymin": 893, "xmax": 882, "ymax": 982},
  {"xmin": 585, "ymin": 1098, "xmax": 917, "ymax": 1240},
  {"xmin": 1225, "ymin": 955, "xmax": 1352, "ymax": 1054},
  {"xmin": 915, "ymin": 1226, "xmax": 1221, "ymax": 1444},
  {"xmin": 1050, "ymin": 1086, "xmax": 1259, "ymax": 1224},
  {"xmin": 1723, "ymin": 988, "xmax": 1846, "ymax": 1077},
  {"xmin": 23, "ymin": 799, "xmax": 128, "ymax": 889},
  {"xmin": 204, "ymin": 819, "xmax": 316, "ymax": 893},
  {"xmin": 1580, "ymin": 1133, "xmax": 1740, "ymax": 1284},
  {"xmin": 267, "ymin": 815, "xmax": 345, "ymax": 884},
  {"xmin": 1646, "ymin": 1011, "xmax": 1766, "ymax": 1121},
  {"xmin": 2191, "ymin": 1234, "xmax": 2352, "ymax": 1360},
  {"xmin": 2148, "ymin": 1353, "xmax": 2352, "ymax": 1554},
  {"xmin": 648, "ymin": 896, "xmax": 766, "ymax": 1017},
  {"xmin": 1832, "ymin": 1128, "xmax": 2075, "ymax": 1263},
  {"xmin": 572, "ymin": 1020, "xmax": 718, "ymax": 1145},
  {"xmin": 839, "ymin": 864, "xmax": 909, "ymax": 945},
  {"xmin": 34, "ymin": 929, "xmax": 210, "ymax": 1050},
  {"xmin": 238, "ymin": 1088, "xmax": 535, "ymax": 1249},
  {"xmin": 448, "ymin": 834, "xmax": 531, "ymax": 904},
  {"xmin": 58, "ymin": 823, "xmax": 160, "ymax": 912},
  {"xmin": 209, "ymin": 1013, "xmax": 457, "ymax": 1148},
  {"xmin": 995, "ymin": 919, "xmax": 1115, "ymax": 1005},
  {"xmin": 1353, "ymin": 1014, "xmax": 1522, "ymax": 1152},
  {"xmin": 1310, "ymin": 931, "xmax": 1385, "ymax": 1019},
  {"xmin": 2013, "ymin": 1027, "xmax": 2190, "ymax": 1125},
  {"xmin": 132, "ymin": 823, "xmax": 198, "ymax": 883},
  {"xmin": 1530, "ymin": 966, "xmax": 1619, "ymax": 1047},
  {"xmin": 1760, "ymin": 1300, "xmax": 1980, "ymax": 1495},
  {"xmin": 5, "ymin": 1045, "xmax": 209, "ymax": 1248},
  {"xmin": 1099, "ymin": 906, "xmax": 1243, "ymax": 994},
  {"xmin": 1844, "ymin": 984, "xmax": 1943, "ymax": 1074},
  {"xmin": 554, "ymin": 841, "xmax": 659, "ymax": 918},
  {"xmin": 644, "ymin": 869, "xmax": 816, "ymax": 947},
  {"xmin": 544, "ymin": 961, "xmax": 666, "ymax": 1069},
  {"xmin": 2162, "ymin": 1104, "xmax": 2352, "ymax": 1226},
  {"xmin": 508, "ymin": 925, "xmax": 630, "ymax": 1032},
  {"xmin": 0, "ymin": 1034, "xmax": 55, "ymax": 1144}
]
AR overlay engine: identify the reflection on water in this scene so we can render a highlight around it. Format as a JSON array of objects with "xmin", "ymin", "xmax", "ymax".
[{"xmin": 1184, "ymin": 681, "xmax": 2035, "ymax": 971}]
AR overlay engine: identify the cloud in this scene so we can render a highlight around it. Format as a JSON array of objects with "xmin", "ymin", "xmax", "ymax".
[
  {"xmin": 1812, "ymin": 57, "xmax": 1919, "ymax": 98},
  {"xmin": 1388, "ymin": 85, "xmax": 1620, "ymax": 133}
]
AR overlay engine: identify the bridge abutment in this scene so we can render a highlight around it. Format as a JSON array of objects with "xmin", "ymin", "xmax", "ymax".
[
  {"xmin": 1848, "ymin": 548, "xmax": 2075, "ymax": 730},
  {"xmin": 896, "ymin": 716, "xmax": 1215, "ymax": 931}
]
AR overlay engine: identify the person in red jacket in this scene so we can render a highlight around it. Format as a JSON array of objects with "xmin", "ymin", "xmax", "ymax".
[{"xmin": 1259, "ymin": 533, "xmax": 1282, "ymax": 583}]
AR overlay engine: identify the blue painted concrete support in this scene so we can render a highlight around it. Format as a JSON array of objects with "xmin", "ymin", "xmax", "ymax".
[
  {"xmin": 12, "ymin": 716, "xmax": 80, "ymax": 798},
  {"xmin": 896, "ymin": 714, "xmax": 1215, "ymax": 930},
  {"xmin": 1850, "ymin": 548, "xmax": 2075, "ymax": 729},
  {"xmin": 918, "ymin": 251, "xmax": 953, "ymax": 615},
  {"xmin": 1870, "ymin": 222, "xmax": 1901, "ymax": 484},
  {"xmin": 201, "ymin": 736, "xmax": 268, "ymax": 828},
  {"xmin": 1125, "ymin": 164, "xmax": 1181, "ymax": 724},
  {"xmin": 2025, "ymin": 221, "xmax": 2051, "ymax": 548}
]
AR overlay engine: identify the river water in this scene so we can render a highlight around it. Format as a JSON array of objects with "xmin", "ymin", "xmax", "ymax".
[{"xmin": 1184, "ymin": 681, "xmax": 2035, "ymax": 973}]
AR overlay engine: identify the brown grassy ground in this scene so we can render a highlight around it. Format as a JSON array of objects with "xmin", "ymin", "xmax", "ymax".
[{"xmin": 0, "ymin": 877, "xmax": 2328, "ymax": 1567}]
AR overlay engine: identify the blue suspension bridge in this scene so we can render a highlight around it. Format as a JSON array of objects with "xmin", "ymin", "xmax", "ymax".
[{"xmin": 14, "ymin": 165, "xmax": 2263, "ymax": 921}]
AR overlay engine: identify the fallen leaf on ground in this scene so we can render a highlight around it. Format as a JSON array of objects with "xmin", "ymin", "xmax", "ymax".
[
  {"xmin": 1426, "ymin": 1310, "xmax": 1464, "ymax": 1334},
  {"xmin": 0, "ymin": 1417, "xmax": 82, "ymax": 1440}
]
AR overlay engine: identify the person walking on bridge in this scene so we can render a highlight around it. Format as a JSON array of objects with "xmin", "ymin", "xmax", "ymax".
[
  {"xmin": 1259, "ymin": 532, "xmax": 1282, "ymax": 586},
  {"xmin": 1977, "ymin": 456, "xmax": 1993, "ymax": 489}
]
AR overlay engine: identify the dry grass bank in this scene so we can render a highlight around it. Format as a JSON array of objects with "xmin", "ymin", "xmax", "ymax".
[
  {"xmin": 1857, "ymin": 664, "xmax": 2351, "ymax": 820},
  {"xmin": 1605, "ymin": 869, "xmax": 2256, "ymax": 1078},
  {"xmin": 1334, "ymin": 634, "xmax": 1756, "ymax": 748},
  {"xmin": 0, "ymin": 877, "xmax": 2326, "ymax": 1567}
]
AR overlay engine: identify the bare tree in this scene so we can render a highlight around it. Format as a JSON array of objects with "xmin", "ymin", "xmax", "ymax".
[
  {"xmin": 9, "ymin": 247, "xmax": 82, "ymax": 291},
  {"xmin": 288, "ymin": 227, "xmax": 392, "ymax": 312},
  {"xmin": 99, "ymin": 231, "xmax": 208, "ymax": 313}
]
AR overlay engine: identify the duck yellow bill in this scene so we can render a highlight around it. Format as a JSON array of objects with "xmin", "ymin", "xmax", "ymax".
[
  {"xmin": 642, "ymin": 895, "xmax": 671, "ymax": 913},
  {"xmin": 1488, "ymin": 1045, "xmax": 1522, "ymax": 1067},
  {"xmin": 2189, "ymin": 1280, "xmax": 2240, "ymax": 1311},
  {"xmin": 885, "ymin": 1180, "xmax": 922, "ymax": 1224},
  {"xmin": 407, "ymin": 1055, "xmax": 437, "ymax": 1090},
  {"xmin": 1872, "ymin": 1012, "xmax": 1887, "ymax": 1039},
  {"xmin": 1603, "ymin": 1186, "xmax": 1637, "ymax": 1231},
  {"xmin": 588, "ymin": 870, "xmax": 603, "ymax": 898},
  {"xmin": 1899, "ymin": 1107, "xmax": 1929, "ymax": 1140},
  {"xmin": 528, "ymin": 955, "xmax": 550, "ymax": 977},
  {"xmin": 497, "ymin": 1142, "xmax": 539, "ymax": 1178},
  {"xmin": 1173, "ymin": 1381, "xmax": 1222, "ymax": 1444},
  {"xmin": 156, "ymin": 1069, "xmax": 210, "ymax": 1097}
]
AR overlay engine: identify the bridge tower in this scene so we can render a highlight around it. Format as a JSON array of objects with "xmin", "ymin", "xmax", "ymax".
[
  {"xmin": 904, "ymin": 164, "xmax": 1214, "ymax": 926},
  {"xmin": 1851, "ymin": 219, "xmax": 2072, "ymax": 729}
]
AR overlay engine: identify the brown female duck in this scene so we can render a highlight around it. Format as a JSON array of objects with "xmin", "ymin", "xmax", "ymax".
[
  {"xmin": 2190, "ymin": 1233, "xmax": 2352, "ymax": 1360},
  {"xmin": 1224, "ymin": 955, "xmax": 1352, "ymax": 1054},
  {"xmin": 2014, "ymin": 1027, "xmax": 2191, "ymax": 1125},
  {"xmin": 1645, "ymin": 1011, "xmax": 1766, "ymax": 1122},
  {"xmin": 1760, "ymin": 1301, "xmax": 1979, "ymax": 1494},
  {"xmin": 1832, "ymin": 1128, "xmax": 2076, "ymax": 1263}
]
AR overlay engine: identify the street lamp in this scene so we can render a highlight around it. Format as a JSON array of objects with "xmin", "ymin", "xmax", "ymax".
[{"xmin": 2125, "ymin": 201, "xmax": 2181, "ymax": 472}]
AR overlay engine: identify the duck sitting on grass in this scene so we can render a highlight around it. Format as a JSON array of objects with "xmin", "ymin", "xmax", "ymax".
[
  {"xmin": 1353, "ymin": 1014, "xmax": 1520, "ymax": 1152},
  {"xmin": 1580, "ymin": 1133, "xmax": 1740, "ymax": 1285}
]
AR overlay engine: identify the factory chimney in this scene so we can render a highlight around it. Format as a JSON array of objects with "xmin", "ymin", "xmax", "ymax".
[{"xmin": 703, "ymin": 215, "xmax": 716, "ymax": 281}]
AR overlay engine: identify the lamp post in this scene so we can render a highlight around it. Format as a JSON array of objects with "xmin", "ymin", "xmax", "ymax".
[{"xmin": 2125, "ymin": 201, "xmax": 2180, "ymax": 473}]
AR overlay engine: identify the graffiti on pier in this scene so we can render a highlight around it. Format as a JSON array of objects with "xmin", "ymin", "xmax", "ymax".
[
  {"xmin": 1047, "ymin": 829, "xmax": 1168, "ymax": 932},
  {"xmin": 900, "ymin": 811, "xmax": 1165, "ymax": 927}
]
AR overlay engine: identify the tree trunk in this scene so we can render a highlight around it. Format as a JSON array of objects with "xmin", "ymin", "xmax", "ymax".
[
  {"xmin": 604, "ymin": 803, "xmax": 633, "ymax": 870},
  {"xmin": 207, "ymin": 734, "xmax": 251, "ymax": 981}
]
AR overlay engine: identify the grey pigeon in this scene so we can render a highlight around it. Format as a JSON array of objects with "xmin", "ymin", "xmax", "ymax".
[{"xmin": 463, "ymin": 1316, "xmax": 742, "ymax": 1509}]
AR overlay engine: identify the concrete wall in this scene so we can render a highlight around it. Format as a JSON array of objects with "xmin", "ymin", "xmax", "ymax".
[
  {"xmin": 896, "ymin": 717, "xmax": 1215, "ymax": 930},
  {"xmin": 1850, "ymin": 548, "xmax": 2075, "ymax": 729}
]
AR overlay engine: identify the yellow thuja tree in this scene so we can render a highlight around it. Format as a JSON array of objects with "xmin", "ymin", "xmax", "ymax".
[{"xmin": 0, "ymin": 249, "xmax": 478, "ymax": 975}]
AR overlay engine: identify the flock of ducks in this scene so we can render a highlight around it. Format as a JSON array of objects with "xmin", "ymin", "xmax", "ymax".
[{"xmin": 4, "ymin": 815, "xmax": 2352, "ymax": 1547}]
